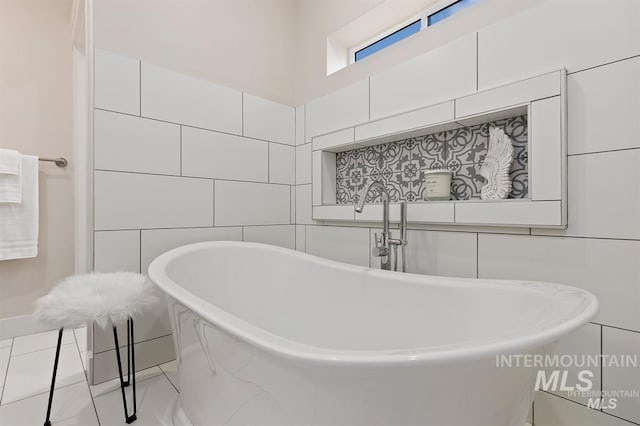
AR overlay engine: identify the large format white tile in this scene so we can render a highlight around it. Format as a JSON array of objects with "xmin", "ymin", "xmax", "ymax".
[
  {"xmin": 94, "ymin": 49, "xmax": 140, "ymax": 115},
  {"xmin": 94, "ymin": 230, "xmax": 140, "ymax": 273},
  {"xmin": 370, "ymin": 34, "xmax": 476, "ymax": 120},
  {"xmin": 546, "ymin": 323, "xmax": 601, "ymax": 406},
  {"xmin": 534, "ymin": 391, "xmax": 631, "ymax": 426},
  {"xmin": 0, "ymin": 339, "xmax": 11, "ymax": 349},
  {"xmin": 296, "ymin": 143, "xmax": 311, "ymax": 184},
  {"xmin": 141, "ymin": 62, "xmax": 242, "ymax": 134},
  {"xmin": 243, "ymin": 94, "xmax": 295, "ymax": 145},
  {"xmin": 2, "ymin": 345, "xmax": 84, "ymax": 404},
  {"xmin": 243, "ymin": 225, "xmax": 295, "ymax": 249},
  {"xmin": 92, "ymin": 307, "xmax": 172, "ymax": 353},
  {"xmin": 305, "ymin": 225, "xmax": 370, "ymax": 267},
  {"xmin": 295, "ymin": 105, "xmax": 305, "ymax": 146},
  {"xmin": 602, "ymin": 327, "xmax": 640, "ymax": 423},
  {"xmin": 534, "ymin": 150, "xmax": 640, "ymax": 239},
  {"xmin": 391, "ymin": 230, "xmax": 477, "ymax": 278},
  {"xmin": 159, "ymin": 360, "xmax": 178, "ymax": 391},
  {"xmin": 73, "ymin": 328, "xmax": 87, "ymax": 354},
  {"xmin": 295, "ymin": 225, "xmax": 306, "ymax": 252},
  {"xmin": 0, "ymin": 382, "xmax": 98, "ymax": 426},
  {"xmin": 94, "ymin": 171, "xmax": 214, "ymax": 230},
  {"xmin": 181, "ymin": 126, "xmax": 268, "ymax": 182},
  {"xmin": 140, "ymin": 227, "xmax": 242, "ymax": 272},
  {"xmin": 92, "ymin": 335, "xmax": 174, "ymax": 384},
  {"xmin": 93, "ymin": 375, "xmax": 177, "ymax": 426},
  {"xmin": 12, "ymin": 330, "xmax": 74, "ymax": 357},
  {"xmin": 0, "ymin": 347, "xmax": 10, "ymax": 387},
  {"xmin": 478, "ymin": 234, "xmax": 640, "ymax": 332},
  {"xmin": 295, "ymin": 184, "xmax": 312, "ymax": 225},
  {"xmin": 568, "ymin": 57, "xmax": 640, "ymax": 155},
  {"xmin": 94, "ymin": 109, "xmax": 180, "ymax": 175},
  {"xmin": 305, "ymin": 79, "xmax": 369, "ymax": 141},
  {"xmin": 214, "ymin": 181, "xmax": 290, "ymax": 226},
  {"xmin": 478, "ymin": 0, "xmax": 640, "ymax": 89},
  {"xmin": 269, "ymin": 143, "xmax": 295, "ymax": 184}
]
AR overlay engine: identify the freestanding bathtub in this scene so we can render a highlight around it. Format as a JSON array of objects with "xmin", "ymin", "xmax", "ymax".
[{"xmin": 148, "ymin": 241, "xmax": 597, "ymax": 426}]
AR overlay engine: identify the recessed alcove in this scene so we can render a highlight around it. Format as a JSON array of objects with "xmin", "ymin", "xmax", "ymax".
[{"xmin": 310, "ymin": 70, "xmax": 566, "ymax": 228}]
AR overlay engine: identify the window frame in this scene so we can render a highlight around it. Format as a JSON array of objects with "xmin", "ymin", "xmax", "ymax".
[{"xmin": 348, "ymin": 0, "xmax": 478, "ymax": 64}]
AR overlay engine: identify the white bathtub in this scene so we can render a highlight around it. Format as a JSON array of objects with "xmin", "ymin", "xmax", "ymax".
[{"xmin": 148, "ymin": 241, "xmax": 597, "ymax": 426}]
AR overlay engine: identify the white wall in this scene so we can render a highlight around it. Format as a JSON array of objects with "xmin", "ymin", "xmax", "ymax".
[
  {"xmin": 91, "ymin": 50, "xmax": 296, "ymax": 383},
  {"xmin": 94, "ymin": 0, "xmax": 296, "ymax": 105},
  {"xmin": 0, "ymin": 0, "xmax": 74, "ymax": 320},
  {"xmin": 294, "ymin": 0, "xmax": 640, "ymax": 424}
]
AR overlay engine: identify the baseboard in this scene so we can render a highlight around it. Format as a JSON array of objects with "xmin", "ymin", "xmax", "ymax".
[{"xmin": 0, "ymin": 314, "xmax": 55, "ymax": 340}]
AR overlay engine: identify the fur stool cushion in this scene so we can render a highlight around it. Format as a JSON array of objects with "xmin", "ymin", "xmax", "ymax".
[{"xmin": 33, "ymin": 272, "xmax": 159, "ymax": 329}]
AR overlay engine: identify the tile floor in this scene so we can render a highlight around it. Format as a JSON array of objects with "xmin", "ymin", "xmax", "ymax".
[{"xmin": 0, "ymin": 328, "xmax": 178, "ymax": 425}]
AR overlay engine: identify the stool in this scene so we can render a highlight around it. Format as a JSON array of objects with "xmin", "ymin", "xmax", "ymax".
[{"xmin": 33, "ymin": 272, "xmax": 158, "ymax": 426}]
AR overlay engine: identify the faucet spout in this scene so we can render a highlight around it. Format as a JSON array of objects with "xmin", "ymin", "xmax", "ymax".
[{"xmin": 355, "ymin": 181, "xmax": 387, "ymax": 213}]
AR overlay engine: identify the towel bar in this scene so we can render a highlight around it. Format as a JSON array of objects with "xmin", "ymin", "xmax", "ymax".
[{"xmin": 39, "ymin": 157, "xmax": 68, "ymax": 167}]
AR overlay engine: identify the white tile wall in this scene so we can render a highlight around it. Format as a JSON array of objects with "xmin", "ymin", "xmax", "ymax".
[
  {"xmin": 93, "ymin": 309, "xmax": 172, "ymax": 353},
  {"xmin": 295, "ymin": 184, "xmax": 312, "ymax": 225},
  {"xmin": 181, "ymin": 126, "xmax": 268, "ymax": 182},
  {"xmin": 534, "ymin": 150, "xmax": 640, "ymax": 239},
  {"xmin": 568, "ymin": 57, "xmax": 640, "ymax": 155},
  {"xmin": 214, "ymin": 181, "xmax": 290, "ymax": 226},
  {"xmin": 141, "ymin": 62, "xmax": 242, "ymax": 134},
  {"xmin": 243, "ymin": 93, "xmax": 295, "ymax": 145},
  {"xmin": 602, "ymin": 327, "xmax": 640, "ymax": 423},
  {"xmin": 94, "ymin": 230, "xmax": 140, "ymax": 273},
  {"xmin": 243, "ymin": 225, "xmax": 295, "ymax": 249},
  {"xmin": 295, "ymin": 225, "xmax": 306, "ymax": 252},
  {"xmin": 305, "ymin": 225, "xmax": 370, "ymax": 267},
  {"xmin": 140, "ymin": 227, "xmax": 242, "ymax": 271},
  {"xmin": 397, "ymin": 230, "xmax": 477, "ymax": 278},
  {"xmin": 296, "ymin": 143, "xmax": 311, "ymax": 185},
  {"xmin": 269, "ymin": 143, "xmax": 295, "ymax": 184},
  {"xmin": 305, "ymin": 79, "xmax": 369, "ymax": 141},
  {"xmin": 534, "ymin": 391, "xmax": 630, "ymax": 426},
  {"xmin": 546, "ymin": 323, "xmax": 601, "ymax": 406},
  {"xmin": 94, "ymin": 171, "xmax": 214, "ymax": 230},
  {"xmin": 478, "ymin": 234, "xmax": 640, "ymax": 332},
  {"xmin": 370, "ymin": 34, "xmax": 476, "ymax": 120},
  {"xmin": 94, "ymin": 109, "xmax": 180, "ymax": 175},
  {"xmin": 94, "ymin": 49, "xmax": 140, "ymax": 115},
  {"xmin": 477, "ymin": 0, "xmax": 640, "ymax": 89}
]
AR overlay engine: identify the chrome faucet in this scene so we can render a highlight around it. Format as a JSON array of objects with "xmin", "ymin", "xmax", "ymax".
[{"xmin": 355, "ymin": 181, "xmax": 407, "ymax": 272}]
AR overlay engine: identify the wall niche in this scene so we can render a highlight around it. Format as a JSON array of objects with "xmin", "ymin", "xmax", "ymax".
[{"xmin": 336, "ymin": 115, "xmax": 528, "ymax": 204}]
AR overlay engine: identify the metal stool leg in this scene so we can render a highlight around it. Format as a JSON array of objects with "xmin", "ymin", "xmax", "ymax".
[
  {"xmin": 113, "ymin": 318, "xmax": 137, "ymax": 423},
  {"xmin": 44, "ymin": 328, "xmax": 64, "ymax": 426}
]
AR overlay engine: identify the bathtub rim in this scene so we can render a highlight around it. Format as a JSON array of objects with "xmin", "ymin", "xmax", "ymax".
[{"xmin": 148, "ymin": 241, "xmax": 598, "ymax": 367}]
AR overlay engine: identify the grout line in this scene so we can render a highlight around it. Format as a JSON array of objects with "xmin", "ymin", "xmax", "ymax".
[
  {"xmin": 241, "ymin": 92, "xmax": 244, "ymax": 136},
  {"xmin": 94, "ymin": 168, "xmax": 291, "ymax": 187},
  {"xmin": 595, "ymin": 323, "xmax": 640, "ymax": 335},
  {"xmin": 1, "ymin": 379, "xmax": 88, "ymax": 408},
  {"xmin": 475, "ymin": 32, "xmax": 479, "ymax": 91},
  {"xmin": 567, "ymin": 53, "xmax": 640, "ymax": 76},
  {"xmin": 9, "ymin": 341, "xmax": 76, "ymax": 359},
  {"xmin": 94, "ymin": 333, "xmax": 172, "ymax": 355},
  {"xmin": 158, "ymin": 363, "xmax": 179, "ymax": 394},
  {"xmin": 93, "ymin": 107, "xmax": 296, "ymax": 148},
  {"xmin": 138, "ymin": 61, "xmax": 142, "ymax": 117},
  {"xmin": 568, "ymin": 146, "xmax": 640, "ymax": 157},
  {"xmin": 0, "ymin": 338, "xmax": 13, "ymax": 405},
  {"xmin": 179, "ymin": 126, "xmax": 183, "ymax": 176},
  {"xmin": 600, "ymin": 324, "xmax": 604, "ymax": 412},
  {"xmin": 212, "ymin": 180, "xmax": 216, "ymax": 227},
  {"xmin": 139, "ymin": 230, "xmax": 142, "ymax": 273},
  {"xmin": 71, "ymin": 329, "xmax": 101, "ymax": 425}
]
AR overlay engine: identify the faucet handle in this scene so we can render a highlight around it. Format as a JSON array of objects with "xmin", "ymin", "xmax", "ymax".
[{"xmin": 372, "ymin": 233, "xmax": 388, "ymax": 257}]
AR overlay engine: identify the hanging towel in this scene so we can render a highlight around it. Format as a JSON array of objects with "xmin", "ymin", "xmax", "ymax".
[
  {"xmin": 0, "ymin": 149, "xmax": 22, "ymax": 203},
  {"xmin": 0, "ymin": 155, "xmax": 39, "ymax": 260}
]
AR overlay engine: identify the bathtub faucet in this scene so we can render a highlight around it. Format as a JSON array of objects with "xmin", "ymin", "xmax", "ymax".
[{"xmin": 355, "ymin": 181, "xmax": 407, "ymax": 272}]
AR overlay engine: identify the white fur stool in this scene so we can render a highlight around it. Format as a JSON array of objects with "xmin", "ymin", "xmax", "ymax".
[{"xmin": 33, "ymin": 272, "xmax": 158, "ymax": 426}]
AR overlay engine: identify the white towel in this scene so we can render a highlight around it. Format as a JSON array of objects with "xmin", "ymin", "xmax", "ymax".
[
  {"xmin": 0, "ymin": 155, "xmax": 39, "ymax": 260},
  {"xmin": 0, "ymin": 149, "xmax": 22, "ymax": 203}
]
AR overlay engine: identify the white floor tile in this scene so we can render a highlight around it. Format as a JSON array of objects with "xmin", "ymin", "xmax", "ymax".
[
  {"xmin": 0, "ymin": 339, "xmax": 12, "ymax": 349},
  {"xmin": 12, "ymin": 329, "xmax": 74, "ymax": 356},
  {"xmin": 90, "ymin": 366, "xmax": 163, "ymax": 398},
  {"xmin": 93, "ymin": 374, "xmax": 177, "ymax": 426},
  {"xmin": 2, "ymin": 344, "xmax": 85, "ymax": 404},
  {"xmin": 0, "ymin": 381, "xmax": 98, "ymax": 426},
  {"xmin": 73, "ymin": 328, "xmax": 87, "ymax": 353},
  {"xmin": 0, "ymin": 347, "xmax": 10, "ymax": 386},
  {"xmin": 158, "ymin": 360, "xmax": 178, "ymax": 391}
]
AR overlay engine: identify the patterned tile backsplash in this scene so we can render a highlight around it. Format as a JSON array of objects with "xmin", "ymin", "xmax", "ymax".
[{"xmin": 336, "ymin": 115, "xmax": 528, "ymax": 203}]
